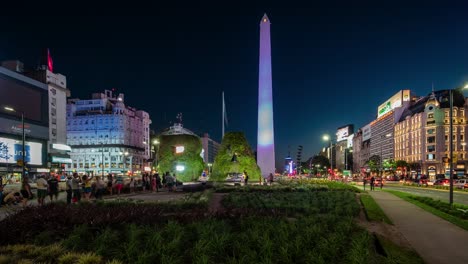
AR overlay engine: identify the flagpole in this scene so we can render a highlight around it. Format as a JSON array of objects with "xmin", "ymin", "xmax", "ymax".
[{"xmin": 222, "ymin": 91, "xmax": 225, "ymax": 139}]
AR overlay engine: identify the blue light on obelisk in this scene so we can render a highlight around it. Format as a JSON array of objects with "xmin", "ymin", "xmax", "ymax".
[{"xmin": 257, "ymin": 13, "xmax": 275, "ymax": 177}]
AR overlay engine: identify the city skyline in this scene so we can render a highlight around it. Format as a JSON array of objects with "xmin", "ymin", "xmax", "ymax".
[{"xmin": 3, "ymin": 3, "xmax": 468, "ymax": 166}]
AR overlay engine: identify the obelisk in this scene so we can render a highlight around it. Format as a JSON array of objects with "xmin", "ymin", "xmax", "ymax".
[{"xmin": 257, "ymin": 13, "xmax": 275, "ymax": 178}]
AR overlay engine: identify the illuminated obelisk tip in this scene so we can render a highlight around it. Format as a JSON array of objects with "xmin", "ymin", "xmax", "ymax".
[{"xmin": 257, "ymin": 13, "xmax": 275, "ymax": 178}]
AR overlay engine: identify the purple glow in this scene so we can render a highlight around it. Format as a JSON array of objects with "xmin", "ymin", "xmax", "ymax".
[{"xmin": 257, "ymin": 13, "xmax": 275, "ymax": 177}]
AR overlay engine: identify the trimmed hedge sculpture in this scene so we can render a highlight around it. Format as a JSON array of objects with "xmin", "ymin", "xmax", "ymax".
[
  {"xmin": 158, "ymin": 134, "xmax": 204, "ymax": 182},
  {"xmin": 211, "ymin": 132, "xmax": 261, "ymax": 181}
]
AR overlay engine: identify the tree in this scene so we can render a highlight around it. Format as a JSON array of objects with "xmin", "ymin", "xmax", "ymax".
[
  {"xmin": 308, "ymin": 155, "xmax": 330, "ymax": 176},
  {"xmin": 395, "ymin": 160, "xmax": 409, "ymax": 170},
  {"xmin": 366, "ymin": 155, "xmax": 381, "ymax": 172},
  {"xmin": 211, "ymin": 132, "xmax": 261, "ymax": 181},
  {"xmin": 158, "ymin": 134, "xmax": 204, "ymax": 182}
]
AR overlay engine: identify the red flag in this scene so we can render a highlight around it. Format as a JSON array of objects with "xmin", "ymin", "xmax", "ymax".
[{"xmin": 47, "ymin": 48, "xmax": 53, "ymax": 72}]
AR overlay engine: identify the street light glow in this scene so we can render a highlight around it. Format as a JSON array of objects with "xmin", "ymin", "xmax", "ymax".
[
  {"xmin": 153, "ymin": 139, "xmax": 159, "ymax": 144},
  {"xmin": 4, "ymin": 106, "xmax": 15, "ymax": 112},
  {"xmin": 322, "ymin": 135, "xmax": 330, "ymax": 141},
  {"xmin": 124, "ymin": 152, "xmax": 129, "ymax": 156}
]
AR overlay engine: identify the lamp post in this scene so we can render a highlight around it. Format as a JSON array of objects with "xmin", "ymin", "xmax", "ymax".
[
  {"xmin": 323, "ymin": 135, "xmax": 333, "ymax": 177},
  {"xmin": 152, "ymin": 139, "xmax": 160, "ymax": 168},
  {"xmin": 4, "ymin": 107, "xmax": 25, "ymax": 182}
]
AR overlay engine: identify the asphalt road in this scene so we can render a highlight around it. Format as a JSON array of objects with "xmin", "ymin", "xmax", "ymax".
[{"xmin": 382, "ymin": 183, "xmax": 468, "ymax": 206}]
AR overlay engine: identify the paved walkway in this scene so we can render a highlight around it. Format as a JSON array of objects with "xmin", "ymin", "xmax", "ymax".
[{"xmin": 368, "ymin": 190, "xmax": 468, "ymax": 264}]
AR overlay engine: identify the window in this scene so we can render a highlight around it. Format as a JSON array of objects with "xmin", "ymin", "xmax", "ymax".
[
  {"xmin": 427, "ymin": 145, "xmax": 435, "ymax": 152},
  {"xmin": 445, "ymin": 135, "xmax": 448, "ymax": 141},
  {"xmin": 427, "ymin": 136, "xmax": 436, "ymax": 144},
  {"xmin": 427, "ymin": 129, "xmax": 435, "ymax": 134},
  {"xmin": 462, "ymin": 135, "xmax": 465, "ymax": 141},
  {"xmin": 427, "ymin": 113, "xmax": 434, "ymax": 119},
  {"xmin": 427, "ymin": 154, "xmax": 435, "ymax": 160}
]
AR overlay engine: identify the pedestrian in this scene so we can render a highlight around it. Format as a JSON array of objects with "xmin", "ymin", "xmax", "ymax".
[
  {"xmin": 20, "ymin": 178, "xmax": 33, "ymax": 207},
  {"xmin": 370, "ymin": 176, "xmax": 375, "ymax": 191},
  {"xmin": 155, "ymin": 173, "xmax": 161, "ymax": 192},
  {"xmin": 95, "ymin": 176, "xmax": 106, "ymax": 200},
  {"xmin": 363, "ymin": 176, "xmax": 367, "ymax": 191},
  {"xmin": 115, "ymin": 175, "xmax": 124, "ymax": 195},
  {"xmin": 129, "ymin": 178, "xmax": 135, "ymax": 193},
  {"xmin": 66, "ymin": 175, "xmax": 73, "ymax": 204},
  {"xmin": 107, "ymin": 174, "xmax": 113, "ymax": 195},
  {"xmin": 82, "ymin": 175, "xmax": 93, "ymax": 201},
  {"xmin": 268, "ymin": 173, "xmax": 274, "ymax": 186},
  {"xmin": 47, "ymin": 174, "xmax": 59, "ymax": 201},
  {"xmin": 36, "ymin": 175, "xmax": 48, "ymax": 206},
  {"xmin": 244, "ymin": 170, "xmax": 249, "ymax": 185},
  {"xmin": 151, "ymin": 175, "xmax": 156, "ymax": 192},
  {"xmin": 71, "ymin": 173, "xmax": 82, "ymax": 203}
]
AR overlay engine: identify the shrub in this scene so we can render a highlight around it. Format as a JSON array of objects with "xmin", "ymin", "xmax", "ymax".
[
  {"xmin": 77, "ymin": 253, "xmax": 103, "ymax": 264},
  {"xmin": 58, "ymin": 252, "xmax": 81, "ymax": 264}
]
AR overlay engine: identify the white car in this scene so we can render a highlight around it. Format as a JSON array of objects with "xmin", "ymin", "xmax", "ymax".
[{"xmin": 454, "ymin": 179, "xmax": 468, "ymax": 189}]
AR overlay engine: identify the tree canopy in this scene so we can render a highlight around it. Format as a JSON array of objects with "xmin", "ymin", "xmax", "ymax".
[
  {"xmin": 211, "ymin": 132, "xmax": 261, "ymax": 181},
  {"xmin": 157, "ymin": 134, "xmax": 204, "ymax": 182}
]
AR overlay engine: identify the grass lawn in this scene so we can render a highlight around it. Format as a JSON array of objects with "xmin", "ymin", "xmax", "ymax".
[
  {"xmin": 386, "ymin": 190, "xmax": 468, "ymax": 231},
  {"xmin": 360, "ymin": 194, "xmax": 393, "ymax": 225}
]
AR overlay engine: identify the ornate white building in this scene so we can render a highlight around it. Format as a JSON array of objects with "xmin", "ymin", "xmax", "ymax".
[{"xmin": 66, "ymin": 90, "xmax": 151, "ymax": 175}]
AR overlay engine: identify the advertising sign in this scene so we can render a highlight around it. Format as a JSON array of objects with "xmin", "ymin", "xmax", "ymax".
[
  {"xmin": 362, "ymin": 124, "xmax": 371, "ymax": 141},
  {"xmin": 347, "ymin": 134, "xmax": 354, "ymax": 148},
  {"xmin": 0, "ymin": 137, "xmax": 43, "ymax": 165},
  {"xmin": 336, "ymin": 125, "xmax": 353, "ymax": 142},
  {"xmin": 377, "ymin": 91, "xmax": 403, "ymax": 118},
  {"xmin": 0, "ymin": 117, "xmax": 49, "ymax": 140}
]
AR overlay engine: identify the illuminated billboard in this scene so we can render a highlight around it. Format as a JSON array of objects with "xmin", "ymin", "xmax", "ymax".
[
  {"xmin": 336, "ymin": 125, "xmax": 354, "ymax": 142},
  {"xmin": 377, "ymin": 90, "xmax": 410, "ymax": 118},
  {"xmin": 0, "ymin": 137, "xmax": 43, "ymax": 165},
  {"xmin": 362, "ymin": 124, "xmax": 371, "ymax": 141}
]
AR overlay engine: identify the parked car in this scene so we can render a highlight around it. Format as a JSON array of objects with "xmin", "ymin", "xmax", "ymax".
[
  {"xmin": 375, "ymin": 178, "xmax": 385, "ymax": 187},
  {"xmin": 454, "ymin": 179, "xmax": 468, "ymax": 189}
]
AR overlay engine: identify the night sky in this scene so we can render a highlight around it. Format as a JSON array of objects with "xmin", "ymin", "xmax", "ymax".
[{"xmin": 2, "ymin": 2, "xmax": 468, "ymax": 169}]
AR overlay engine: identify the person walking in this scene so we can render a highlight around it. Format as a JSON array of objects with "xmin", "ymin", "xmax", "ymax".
[
  {"xmin": 95, "ymin": 176, "xmax": 106, "ymax": 200},
  {"xmin": 129, "ymin": 178, "xmax": 135, "ymax": 193},
  {"xmin": 115, "ymin": 175, "xmax": 124, "ymax": 195},
  {"xmin": 370, "ymin": 176, "xmax": 375, "ymax": 191},
  {"xmin": 20, "ymin": 178, "xmax": 33, "ymax": 207},
  {"xmin": 71, "ymin": 173, "xmax": 82, "ymax": 203},
  {"xmin": 363, "ymin": 176, "xmax": 367, "ymax": 191},
  {"xmin": 268, "ymin": 173, "xmax": 274, "ymax": 186},
  {"xmin": 47, "ymin": 174, "xmax": 59, "ymax": 201},
  {"xmin": 107, "ymin": 174, "xmax": 113, "ymax": 195},
  {"xmin": 243, "ymin": 170, "xmax": 249, "ymax": 186},
  {"xmin": 66, "ymin": 175, "xmax": 73, "ymax": 204},
  {"xmin": 36, "ymin": 175, "xmax": 48, "ymax": 206}
]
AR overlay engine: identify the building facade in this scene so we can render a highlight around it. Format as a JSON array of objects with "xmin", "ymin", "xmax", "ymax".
[
  {"xmin": 66, "ymin": 90, "xmax": 151, "ymax": 176},
  {"xmin": 394, "ymin": 90, "xmax": 468, "ymax": 180},
  {"xmin": 0, "ymin": 61, "xmax": 50, "ymax": 183},
  {"xmin": 201, "ymin": 133, "xmax": 220, "ymax": 164}
]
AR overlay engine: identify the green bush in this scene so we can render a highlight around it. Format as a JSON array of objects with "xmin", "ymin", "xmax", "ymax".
[
  {"xmin": 211, "ymin": 132, "xmax": 261, "ymax": 181},
  {"xmin": 158, "ymin": 134, "xmax": 205, "ymax": 182}
]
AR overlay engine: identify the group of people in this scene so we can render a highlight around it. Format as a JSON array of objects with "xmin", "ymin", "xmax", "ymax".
[{"xmin": 0, "ymin": 174, "xmax": 60, "ymax": 207}]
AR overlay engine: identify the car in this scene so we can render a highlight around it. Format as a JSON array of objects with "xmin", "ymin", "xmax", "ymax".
[
  {"xmin": 433, "ymin": 179, "xmax": 450, "ymax": 186},
  {"xmin": 454, "ymin": 179, "xmax": 468, "ymax": 189},
  {"xmin": 226, "ymin": 173, "xmax": 243, "ymax": 182},
  {"xmin": 375, "ymin": 178, "xmax": 385, "ymax": 187}
]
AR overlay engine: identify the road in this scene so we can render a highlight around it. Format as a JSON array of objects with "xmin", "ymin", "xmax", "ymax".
[{"xmin": 382, "ymin": 182, "xmax": 468, "ymax": 206}]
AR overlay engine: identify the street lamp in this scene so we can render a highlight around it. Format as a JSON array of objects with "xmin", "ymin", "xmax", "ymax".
[
  {"xmin": 152, "ymin": 139, "xmax": 160, "ymax": 168},
  {"xmin": 4, "ymin": 107, "xmax": 25, "ymax": 182},
  {"xmin": 449, "ymin": 84, "xmax": 468, "ymax": 206},
  {"xmin": 322, "ymin": 135, "xmax": 333, "ymax": 177},
  {"xmin": 380, "ymin": 133, "xmax": 392, "ymax": 178}
]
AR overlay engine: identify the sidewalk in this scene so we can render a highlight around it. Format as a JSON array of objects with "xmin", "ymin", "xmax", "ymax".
[{"xmin": 368, "ymin": 190, "xmax": 468, "ymax": 264}]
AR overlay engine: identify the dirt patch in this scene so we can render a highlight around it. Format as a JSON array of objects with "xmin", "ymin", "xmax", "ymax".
[
  {"xmin": 209, "ymin": 193, "xmax": 227, "ymax": 213},
  {"xmin": 355, "ymin": 193, "xmax": 413, "ymax": 249}
]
